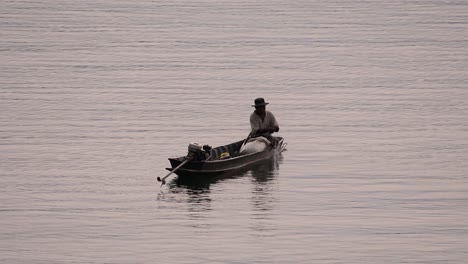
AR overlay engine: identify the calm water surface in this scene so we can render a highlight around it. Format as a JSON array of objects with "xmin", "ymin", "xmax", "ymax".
[{"xmin": 1, "ymin": 1, "xmax": 467, "ymax": 263}]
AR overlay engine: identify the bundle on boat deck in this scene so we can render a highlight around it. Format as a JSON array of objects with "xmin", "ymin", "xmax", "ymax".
[{"xmin": 166, "ymin": 136, "xmax": 286, "ymax": 177}]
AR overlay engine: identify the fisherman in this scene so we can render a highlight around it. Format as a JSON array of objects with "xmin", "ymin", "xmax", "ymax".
[{"xmin": 250, "ymin": 98, "xmax": 280, "ymax": 142}]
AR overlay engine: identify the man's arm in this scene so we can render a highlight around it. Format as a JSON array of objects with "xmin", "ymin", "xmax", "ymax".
[{"xmin": 270, "ymin": 112, "xmax": 280, "ymax": 133}]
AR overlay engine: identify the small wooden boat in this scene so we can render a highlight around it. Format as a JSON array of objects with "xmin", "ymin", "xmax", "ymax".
[{"xmin": 159, "ymin": 136, "xmax": 286, "ymax": 183}]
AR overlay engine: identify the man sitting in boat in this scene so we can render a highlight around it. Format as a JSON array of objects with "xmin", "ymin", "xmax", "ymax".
[{"xmin": 250, "ymin": 97, "xmax": 280, "ymax": 141}]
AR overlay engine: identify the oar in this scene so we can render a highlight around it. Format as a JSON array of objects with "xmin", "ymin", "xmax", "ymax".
[
  {"xmin": 157, "ymin": 157, "xmax": 192, "ymax": 185},
  {"xmin": 242, "ymin": 132, "xmax": 252, "ymax": 147}
]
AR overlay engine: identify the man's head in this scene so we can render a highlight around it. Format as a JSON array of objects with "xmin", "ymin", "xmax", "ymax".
[
  {"xmin": 252, "ymin": 98, "xmax": 269, "ymax": 107},
  {"xmin": 252, "ymin": 97, "xmax": 268, "ymax": 114}
]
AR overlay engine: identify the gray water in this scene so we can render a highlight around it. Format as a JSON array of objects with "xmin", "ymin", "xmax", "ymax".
[{"xmin": 1, "ymin": 1, "xmax": 468, "ymax": 263}]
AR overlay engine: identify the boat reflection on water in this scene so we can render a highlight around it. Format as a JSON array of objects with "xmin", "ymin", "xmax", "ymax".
[{"xmin": 162, "ymin": 155, "xmax": 284, "ymax": 226}]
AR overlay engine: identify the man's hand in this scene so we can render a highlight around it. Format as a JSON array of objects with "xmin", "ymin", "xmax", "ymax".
[{"xmin": 268, "ymin": 126, "xmax": 279, "ymax": 133}]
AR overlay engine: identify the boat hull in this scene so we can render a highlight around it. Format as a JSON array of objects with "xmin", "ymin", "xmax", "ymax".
[{"xmin": 167, "ymin": 137, "xmax": 286, "ymax": 177}]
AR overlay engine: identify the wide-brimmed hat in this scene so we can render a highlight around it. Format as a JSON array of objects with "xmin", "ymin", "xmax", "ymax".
[{"xmin": 252, "ymin": 97, "xmax": 269, "ymax": 107}]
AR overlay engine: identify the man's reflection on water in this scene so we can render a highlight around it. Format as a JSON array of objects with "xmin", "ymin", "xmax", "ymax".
[
  {"xmin": 244, "ymin": 155, "xmax": 283, "ymax": 236},
  {"xmin": 250, "ymin": 156, "xmax": 282, "ymax": 212}
]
